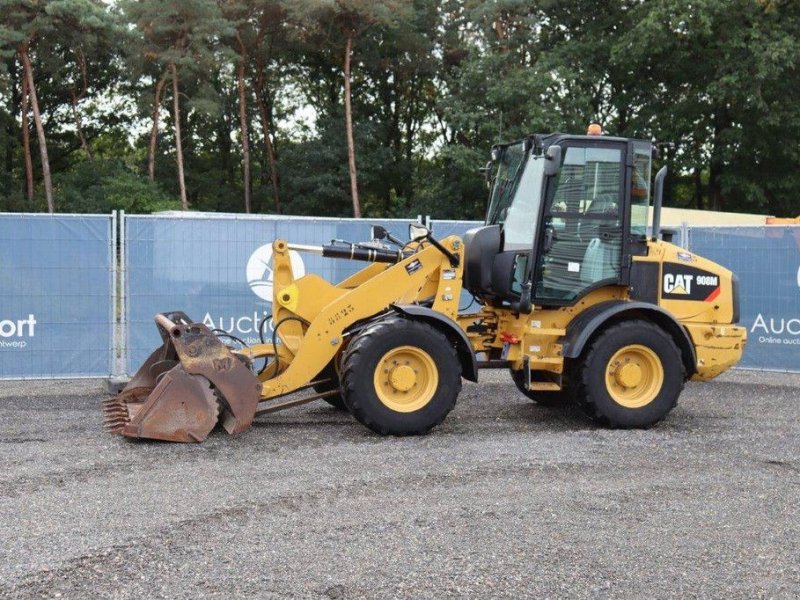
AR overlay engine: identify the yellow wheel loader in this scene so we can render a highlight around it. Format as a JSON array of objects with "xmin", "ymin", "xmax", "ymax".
[{"xmin": 105, "ymin": 129, "xmax": 747, "ymax": 442}]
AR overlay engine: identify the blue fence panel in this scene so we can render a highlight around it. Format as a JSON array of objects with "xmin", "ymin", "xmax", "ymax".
[
  {"xmin": 429, "ymin": 219, "xmax": 481, "ymax": 239},
  {"xmin": 0, "ymin": 214, "xmax": 114, "ymax": 378},
  {"xmin": 688, "ymin": 226, "xmax": 800, "ymax": 372},
  {"xmin": 124, "ymin": 215, "xmax": 417, "ymax": 372}
]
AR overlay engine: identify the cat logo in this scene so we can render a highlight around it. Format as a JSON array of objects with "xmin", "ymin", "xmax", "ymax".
[
  {"xmin": 662, "ymin": 264, "xmax": 722, "ymax": 302},
  {"xmin": 663, "ymin": 273, "xmax": 693, "ymax": 295}
]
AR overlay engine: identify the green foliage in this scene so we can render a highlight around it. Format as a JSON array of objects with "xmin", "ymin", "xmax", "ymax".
[
  {"xmin": 279, "ymin": 108, "xmax": 394, "ymax": 217},
  {"xmin": 412, "ymin": 144, "xmax": 489, "ymax": 220},
  {"xmin": 53, "ymin": 159, "xmax": 179, "ymax": 213}
]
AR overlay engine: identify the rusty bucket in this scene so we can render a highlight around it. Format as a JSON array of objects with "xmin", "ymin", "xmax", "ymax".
[{"xmin": 104, "ymin": 313, "xmax": 262, "ymax": 443}]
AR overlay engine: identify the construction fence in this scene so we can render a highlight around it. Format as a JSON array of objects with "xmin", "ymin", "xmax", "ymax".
[{"xmin": 0, "ymin": 213, "xmax": 797, "ymax": 379}]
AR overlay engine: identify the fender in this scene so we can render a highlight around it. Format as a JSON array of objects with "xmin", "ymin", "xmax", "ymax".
[
  {"xmin": 391, "ymin": 304, "xmax": 479, "ymax": 382},
  {"xmin": 560, "ymin": 300, "xmax": 697, "ymax": 377}
]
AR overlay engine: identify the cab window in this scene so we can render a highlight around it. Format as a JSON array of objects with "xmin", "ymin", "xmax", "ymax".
[{"xmin": 535, "ymin": 145, "xmax": 624, "ymax": 303}]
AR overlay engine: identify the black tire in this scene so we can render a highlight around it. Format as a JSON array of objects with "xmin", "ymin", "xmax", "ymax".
[
  {"xmin": 574, "ymin": 320, "xmax": 685, "ymax": 428},
  {"xmin": 341, "ymin": 317, "xmax": 462, "ymax": 436},
  {"xmin": 509, "ymin": 368, "xmax": 572, "ymax": 407},
  {"xmin": 312, "ymin": 360, "xmax": 347, "ymax": 411}
]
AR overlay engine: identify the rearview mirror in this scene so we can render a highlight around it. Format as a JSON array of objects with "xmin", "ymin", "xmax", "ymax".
[
  {"xmin": 544, "ymin": 145, "xmax": 562, "ymax": 177},
  {"xmin": 409, "ymin": 223, "xmax": 430, "ymax": 241},
  {"xmin": 480, "ymin": 160, "xmax": 493, "ymax": 186},
  {"xmin": 371, "ymin": 225, "xmax": 388, "ymax": 241}
]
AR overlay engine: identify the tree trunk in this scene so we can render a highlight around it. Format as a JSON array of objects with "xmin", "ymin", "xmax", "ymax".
[
  {"xmin": 709, "ymin": 163, "xmax": 722, "ymax": 211},
  {"xmin": 254, "ymin": 57, "xmax": 280, "ymax": 213},
  {"xmin": 71, "ymin": 48, "xmax": 92, "ymax": 161},
  {"xmin": 70, "ymin": 92, "xmax": 93, "ymax": 161},
  {"xmin": 709, "ymin": 111, "xmax": 729, "ymax": 212},
  {"xmin": 148, "ymin": 72, "xmax": 167, "ymax": 182},
  {"xmin": 170, "ymin": 63, "xmax": 188, "ymax": 210},
  {"xmin": 254, "ymin": 82, "xmax": 280, "ymax": 213},
  {"xmin": 4, "ymin": 57, "xmax": 17, "ymax": 189},
  {"xmin": 236, "ymin": 34, "xmax": 252, "ymax": 214},
  {"xmin": 21, "ymin": 74, "xmax": 34, "ymax": 202},
  {"xmin": 343, "ymin": 33, "xmax": 361, "ymax": 218},
  {"xmin": 693, "ymin": 168, "xmax": 703, "ymax": 210},
  {"xmin": 20, "ymin": 46, "xmax": 53, "ymax": 213}
]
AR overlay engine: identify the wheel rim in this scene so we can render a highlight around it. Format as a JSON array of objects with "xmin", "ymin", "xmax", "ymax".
[
  {"xmin": 605, "ymin": 344, "xmax": 664, "ymax": 408},
  {"xmin": 373, "ymin": 346, "xmax": 439, "ymax": 413}
]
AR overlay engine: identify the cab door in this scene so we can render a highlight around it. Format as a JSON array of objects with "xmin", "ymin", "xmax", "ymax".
[{"xmin": 534, "ymin": 142, "xmax": 627, "ymax": 304}]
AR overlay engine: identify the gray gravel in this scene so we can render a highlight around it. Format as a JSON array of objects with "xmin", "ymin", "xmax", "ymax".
[{"xmin": 0, "ymin": 369, "xmax": 798, "ymax": 599}]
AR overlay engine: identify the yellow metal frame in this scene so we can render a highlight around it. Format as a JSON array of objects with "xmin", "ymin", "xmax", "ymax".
[
  {"xmin": 459, "ymin": 239, "xmax": 745, "ymax": 391},
  {"xmin": 245, "ymin": 238, "xmax": 463, "ymax": 402}
]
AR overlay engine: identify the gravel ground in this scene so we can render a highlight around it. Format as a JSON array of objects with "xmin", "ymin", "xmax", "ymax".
[{"xmin": 0, "ymin": 369, "xmax": 798, "ymax": 599}]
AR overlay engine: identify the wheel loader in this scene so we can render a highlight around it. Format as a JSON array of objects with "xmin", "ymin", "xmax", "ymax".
[{"xmin": 105, "ymin": 128, "xmax": 747, "ymax": 442}]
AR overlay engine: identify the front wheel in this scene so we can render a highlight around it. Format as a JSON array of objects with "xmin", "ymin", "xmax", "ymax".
[
  {"xmin": 575, "ymin": 320, "xmax": 685, "ymax": 428},
  {"xmin": 341, "ymin": 317, "xmax": 462, "ymax": 435}
]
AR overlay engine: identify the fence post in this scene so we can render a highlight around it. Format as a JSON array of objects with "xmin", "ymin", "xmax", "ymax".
[
  {"xmin": 110, "ymin": 211, "xmax": 118, "ymax": 377},
  {"xmin": 120, "ymin": 209, "xmax": 127, "ymax": 377}
]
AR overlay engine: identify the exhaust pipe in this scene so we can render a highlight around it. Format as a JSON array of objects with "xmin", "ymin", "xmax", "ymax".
[{"xmin": 651, "ymin": 166, "xmax": 668, "ymax": 242}]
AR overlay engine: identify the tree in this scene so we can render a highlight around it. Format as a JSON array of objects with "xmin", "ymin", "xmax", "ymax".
[
  {"xmin": 219, "ymin": 0, "xmax": 258, "ymax": 213},
  {"xmin": 0, "ymin": 0, "xmax": 55, "ymax": 211},
  {"xmin": 0, "ymin": 0, "xmax": 119, "ymax": 212},
  {"xmin": 123, "ymin": 0, "xmax": 232, "ymax": 210},
  {"xmin": 616, "ymin": 0, "xmax": 800, "ymax": 214},
  {"xmin": 1, "ymin": 0, "xmax": 799, "ymax": 219},
  {"xmin": 292, "ymin": 0, "xmax": 406, "ymax": 218},
  {"xmin": 250, "ymin": 0, "xmax": 289, "ymax": 213}
]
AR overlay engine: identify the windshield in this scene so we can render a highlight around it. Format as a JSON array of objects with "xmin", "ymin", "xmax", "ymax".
[
  {"xmin": 486, "ymin": 142, "xmax": 547, "ymax": 251},
  {"xmin": 486, "ymin": 142, "xmax": 525, "ymax": 226}
]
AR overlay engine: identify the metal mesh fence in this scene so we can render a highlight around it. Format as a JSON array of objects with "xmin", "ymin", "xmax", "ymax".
[
  {"xmin": 1, "ymin": 213, "xmax": 795, "ymax": 378},
  {"xmin": 0, "ymin": 213, "xmax": 116, "ymax": 379}
]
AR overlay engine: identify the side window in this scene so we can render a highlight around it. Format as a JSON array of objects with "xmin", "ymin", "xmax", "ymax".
[
  {"xmin": 630, "ymin": 143, "xmax": 652, "ymax": 237},
  {"xmin": 503, "ymin": 153, "xmax": 545, "ymax": 251},
  {"xmin": 535, "ymin": 146, "xmax": 623, "ymax": 303}
]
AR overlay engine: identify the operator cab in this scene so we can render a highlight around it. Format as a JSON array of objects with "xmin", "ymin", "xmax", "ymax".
[{"xmin": 464, "ymin": 127, "xmax": 656, "ymax": 310}]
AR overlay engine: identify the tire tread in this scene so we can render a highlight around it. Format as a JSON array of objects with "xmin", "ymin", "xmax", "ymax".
[
  {"xmin": 341, "ymin": 316, "xmax": 461, "ymax": 436},
  {"xmin": 574, "ymin": 320, "xmax": 685, "ymax": 427}
]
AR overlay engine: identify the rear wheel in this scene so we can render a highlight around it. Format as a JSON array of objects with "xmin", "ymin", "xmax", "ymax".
[
  {"xmin": 312, "ymin": 360, "xmax": 347, "ymax": 411},
  {"xmin": 341, "ymin": 317, "xmax": 462, "ymax": 435},
  {"xmin": 575, "ymin": 320, "xmax": 684, "ymax": 428},
  {"xmin": 509, "ymin": 369, "xmax": 571, "ymax": 407}
]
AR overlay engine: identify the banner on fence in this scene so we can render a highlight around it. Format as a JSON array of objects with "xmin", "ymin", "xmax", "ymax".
[
  {"xmin": 688, "ymin": 226, "xmax": 800, "ymax": 371},
  {"xmin": 0, "ymin": 214, "xmax": 114, "ymax": 378}
]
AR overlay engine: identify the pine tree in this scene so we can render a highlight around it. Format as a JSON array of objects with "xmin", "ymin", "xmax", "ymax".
[{"xmin": 122, "ymin": 0, "xmax": 232, "ymax": 210}]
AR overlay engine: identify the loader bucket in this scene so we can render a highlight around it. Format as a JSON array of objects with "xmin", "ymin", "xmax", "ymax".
[{"xmin": 104, "ymin": 312, "xmax": 262, "ymax": 443}]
